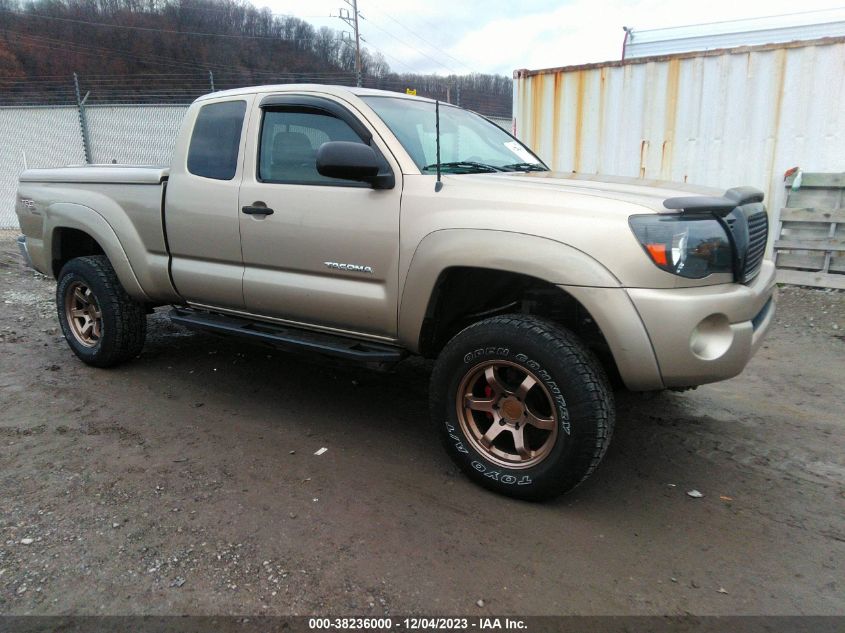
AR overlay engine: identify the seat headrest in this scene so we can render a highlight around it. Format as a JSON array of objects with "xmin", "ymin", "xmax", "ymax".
[{"xmin": 272, "ymin": 131, "xmax": 313, "ymax": 159}]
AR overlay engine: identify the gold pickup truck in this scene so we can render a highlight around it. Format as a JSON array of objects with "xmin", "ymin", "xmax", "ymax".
[{"xmin": 15, "ymin": 84, "xmax": 776, "ymax": 500}]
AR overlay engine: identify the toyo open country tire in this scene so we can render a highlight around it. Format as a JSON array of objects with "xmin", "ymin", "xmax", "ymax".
[
  {"xmin": 56, "ymin": 255, "xmax": 147, "ymax": 368},
  {"xmin": 430, "ymin": 315, "xmax": 615, "ymax": 500}
]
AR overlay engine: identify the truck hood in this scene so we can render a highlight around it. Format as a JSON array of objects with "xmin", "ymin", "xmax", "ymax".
[{"xmin": 475, "ymin": 170, "xmax": 724, "ymax": 213}]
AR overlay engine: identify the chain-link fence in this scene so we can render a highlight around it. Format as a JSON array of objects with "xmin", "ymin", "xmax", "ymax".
[
  {"xmin": 0, "ymin": 71, "xmax": 514, "ymax": 116},
  {"xmin": 85, "ymin": 105, "xmax": 188, "ymax": 165},
  {"xmin": 0, "ymin": 104, "xmax": 512, "ymax": 228},
  {"xmin": 0, "ymin": 72, "xmax": 513, "ymax": 228},
  {"xmin": 0, "ymin": 106, "xmax": 86, "ymax": 228},
  {"xmin": 0, "ymin": 104, "xmax": 190, "ymax": 227}
]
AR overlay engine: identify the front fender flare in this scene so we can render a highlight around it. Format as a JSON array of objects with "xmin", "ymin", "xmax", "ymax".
[{"xmin": 397, "ymin": 229, "xmax": 621, "ymax": 351}]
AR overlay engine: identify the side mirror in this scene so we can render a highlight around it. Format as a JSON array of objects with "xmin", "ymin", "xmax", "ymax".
[{"xmin": 316, "ymin": 141, "xmax": 393, "ymax": 189}]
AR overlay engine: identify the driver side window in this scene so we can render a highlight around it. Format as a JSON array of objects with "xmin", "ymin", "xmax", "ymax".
[{"xmin": 258, "ymin": 109, "xmax": 366, "ymax": 185}]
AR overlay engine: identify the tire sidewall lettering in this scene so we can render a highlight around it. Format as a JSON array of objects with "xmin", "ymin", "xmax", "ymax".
[
  {"xmin": 470, "ymin": 461, "xmax": 532, "ymax": 485},
  {"xmin": 464, "ymin": 347, "xmax": 509, "ymax": 364},
  {"xmin": 444, "ymin": 420, "xmax": 469, "ymax": 454},
  {"xmin": 434, "ymin": 316, "xmax": 612, "ymax": 500},
  {"xmin": 449, "ymin": 347, "xmax": 575, "ymax": 486},
  {"xmin": 519, "ymin": 354, "xmax": 570, "ymax": 435}
]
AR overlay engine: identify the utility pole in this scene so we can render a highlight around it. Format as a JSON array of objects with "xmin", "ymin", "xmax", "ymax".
[
  {"xmin": 338, "ymin": 0, "xmax": 362, "ymax": 87},
  {"xmin": 208, "ymin": 70, "xmax": 215, "ymax": 92}
]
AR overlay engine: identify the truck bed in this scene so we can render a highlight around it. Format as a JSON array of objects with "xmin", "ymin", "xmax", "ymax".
[
  {"xmin": 15, "ymin": 163, "xmax": 177, "ymax": 304},
  {"xmin": 19, "ymin": 164, "xmax": 169, "ymax": 184}
]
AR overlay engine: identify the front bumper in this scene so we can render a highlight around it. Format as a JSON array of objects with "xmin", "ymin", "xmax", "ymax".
[
  {"xmin": 17, "ymin": 235, "xmax": 34, "ymax": 269},
  {"xmin": 626, "ymin": 260, "xmax": 777, "ymax": 388}
]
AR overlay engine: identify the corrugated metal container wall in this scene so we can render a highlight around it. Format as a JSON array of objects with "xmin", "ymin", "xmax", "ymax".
[{"xmin": 513, "ymin": 38, "xmax": 845, "ymax": 237}]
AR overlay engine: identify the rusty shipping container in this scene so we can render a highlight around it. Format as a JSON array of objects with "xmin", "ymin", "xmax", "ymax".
[{"xmin": 513, "ymin": 37, "xmax": 845, "ymax": 232}]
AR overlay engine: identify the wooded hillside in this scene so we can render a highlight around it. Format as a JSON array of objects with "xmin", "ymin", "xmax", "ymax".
[{"xmin": 0, "ymin": 0, "xmax": 513, "ymax": 116}]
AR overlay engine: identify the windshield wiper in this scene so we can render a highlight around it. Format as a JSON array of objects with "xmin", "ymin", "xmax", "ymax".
[
  {"xmin": 422, "ymin": 161, "xmax": 503, "ymax": 173},
  {"xmin": 500, "ymin": 162, "xmax": 549, "ymax": 172}
]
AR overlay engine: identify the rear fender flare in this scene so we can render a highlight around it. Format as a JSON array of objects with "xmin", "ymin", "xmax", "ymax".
[{"xmin": 46, "ymin": 203, "xmax": 149, "ymax": 301}]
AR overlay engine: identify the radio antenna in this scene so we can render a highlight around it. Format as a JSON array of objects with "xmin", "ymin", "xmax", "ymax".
[{"xmin": 434, "ymin": 99, "xmax": 443, "ymax": 192}]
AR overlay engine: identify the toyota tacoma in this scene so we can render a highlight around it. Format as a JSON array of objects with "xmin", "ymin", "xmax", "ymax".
[{"xmin": 15, "ymin": 85, "xmax": 776, "ymax": 500}]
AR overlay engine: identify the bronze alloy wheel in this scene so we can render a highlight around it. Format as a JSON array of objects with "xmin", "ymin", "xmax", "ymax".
[
  {"xmin": 457, "ymin": 360, "xmax": 559, "ymax": 469},
  {"xmin": 432, "ymin": 315, "xmax": 614, "ymax": 499},
  {"xmin": 64, "ymin": 281, "xmax": 103, "ymax": 348}
]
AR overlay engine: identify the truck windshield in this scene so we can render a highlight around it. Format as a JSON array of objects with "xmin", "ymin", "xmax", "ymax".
[{"xmin": 361, "ymin": 96, "xmax": 548, "ymax": 174}]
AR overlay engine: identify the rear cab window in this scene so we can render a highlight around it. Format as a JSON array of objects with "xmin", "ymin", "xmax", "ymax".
[{"xmin": 187, "ymin": 100, "xmax": 247, "ymax": 180}]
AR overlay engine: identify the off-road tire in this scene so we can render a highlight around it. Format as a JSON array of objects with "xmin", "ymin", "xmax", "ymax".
[
  {"xmin": 430, "ymin": 314, "xmax": 615, "ymax": 501},
  {"xmin": 56, "ymin": 255, "xmax": 146, "ymax": 367}
]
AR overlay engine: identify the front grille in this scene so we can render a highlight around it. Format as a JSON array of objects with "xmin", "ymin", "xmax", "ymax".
[{"xmin": 743, "ymin": 211, "xmax": 768, "ymax": 283}]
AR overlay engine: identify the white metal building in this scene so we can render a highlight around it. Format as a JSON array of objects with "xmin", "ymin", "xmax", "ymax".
[{"xmin": 623, "ymin": 8, "xmax": 845, "ymax": 59}]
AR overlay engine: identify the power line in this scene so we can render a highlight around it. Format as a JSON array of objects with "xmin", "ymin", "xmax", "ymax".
[
  {"xmin": 0, "ymin": 6, "xmax": 505, "ymax": 83},
  {"xmin": 0, "ymin": 9, "xmax": 511, "ymax": 110},
  {"xmin": 0, "ymin": 7, "xmax": 394, "ymax": 79},
  {"xmin": 358, "ymin": 14, "xmax": 457, "ymax": 75},
  {"xmin": 0, "ymin": 8, "xmax": 324, "ymax": 42},
  {"xmin": 0, "ymin": 69, "xmax": 513, "ymax": 114},
  {"xmin": 336, "ymin": 0, "xmax": 363, "ymax": 86},
  {"xmin": 359, "ymin": 37, "xmax": 417, "ymax": 74},
  {"xmin": 364, "ymin": 0, "xmax": 475, "ymax": 74},
  {"xmin": 1, "ymin": 28, "xmax": 358, "ymax": 78},
  {"xmin": 0, "ymin": 29, "xmax": 372, "ymax": 94},
  {"xmin": 0, "ymin": 71, "xmax": 354, "ymax": 80},
  {"xmin": 146, "ymin": 3, "xmax": 330, "ymax": 20},
  {"xmin": 371, "ymin": 2, "xmax": 461, "ymax": 50},
  {"xmin": 0, "ymin": 29, "xmax": 241, "ymax": 73},
  {"xmin": 2, "ymin": 32, "xmax": 199, "ymax": 72}
]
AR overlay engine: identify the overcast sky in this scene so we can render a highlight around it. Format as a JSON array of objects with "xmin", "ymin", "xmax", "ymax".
[{"xmin": 257, "ymin": 0, "xmax": 845, "ymax": 75}]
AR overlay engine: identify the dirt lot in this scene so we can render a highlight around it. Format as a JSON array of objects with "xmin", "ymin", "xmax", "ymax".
[{"xmin": 0, "ymin": 230, "xmax": 843, "ymax": 616}]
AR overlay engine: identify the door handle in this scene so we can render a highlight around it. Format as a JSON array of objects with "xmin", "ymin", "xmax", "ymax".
[{"xmin": 242, "ymin": 205, "xmax": 274, "ymax": 216}]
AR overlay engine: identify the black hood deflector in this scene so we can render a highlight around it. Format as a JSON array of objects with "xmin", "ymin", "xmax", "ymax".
[{"xmin": 663, "ymin": 186, "xmax": 764, "ymax": 215}]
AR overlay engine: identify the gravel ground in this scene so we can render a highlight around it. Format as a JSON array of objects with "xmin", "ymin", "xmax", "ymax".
[{"xmin": 0, "ymin": 231, "xmax": 843, "ymax": 616}]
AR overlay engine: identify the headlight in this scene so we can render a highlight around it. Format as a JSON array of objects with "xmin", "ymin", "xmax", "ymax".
[{"xmin": 629, "ymin": 214, "xmax": 733, "ymax": 279}]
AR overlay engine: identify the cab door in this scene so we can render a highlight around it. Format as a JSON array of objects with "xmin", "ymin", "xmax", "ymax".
[
  {"xmin": 237, "ymin": 94, "xmax": 402, "ymax": 338},
  {"xmin": 166, "ymin": 97, "xmax": 253, "ymax": 310}
]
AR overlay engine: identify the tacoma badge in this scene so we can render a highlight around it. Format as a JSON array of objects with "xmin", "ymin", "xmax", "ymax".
[{"xmin": 324, "ymin": 261, "xmax": 374, "ymax": 274}]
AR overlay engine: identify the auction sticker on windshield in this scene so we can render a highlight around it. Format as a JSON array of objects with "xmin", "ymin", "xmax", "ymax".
[{"xmin": 504, "ymin": 140, "xmax": 539, "ymax": 164}]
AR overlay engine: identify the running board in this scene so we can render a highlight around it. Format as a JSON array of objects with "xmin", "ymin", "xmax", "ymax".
[{"xmin": 169, "ymin": 308, "xmax": 406, "ymax": 364}]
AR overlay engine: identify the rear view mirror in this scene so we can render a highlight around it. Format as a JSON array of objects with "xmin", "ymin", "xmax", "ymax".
[{"xmin": 316, "ymin": 141, "xmax": 393, "ymax": 189}]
